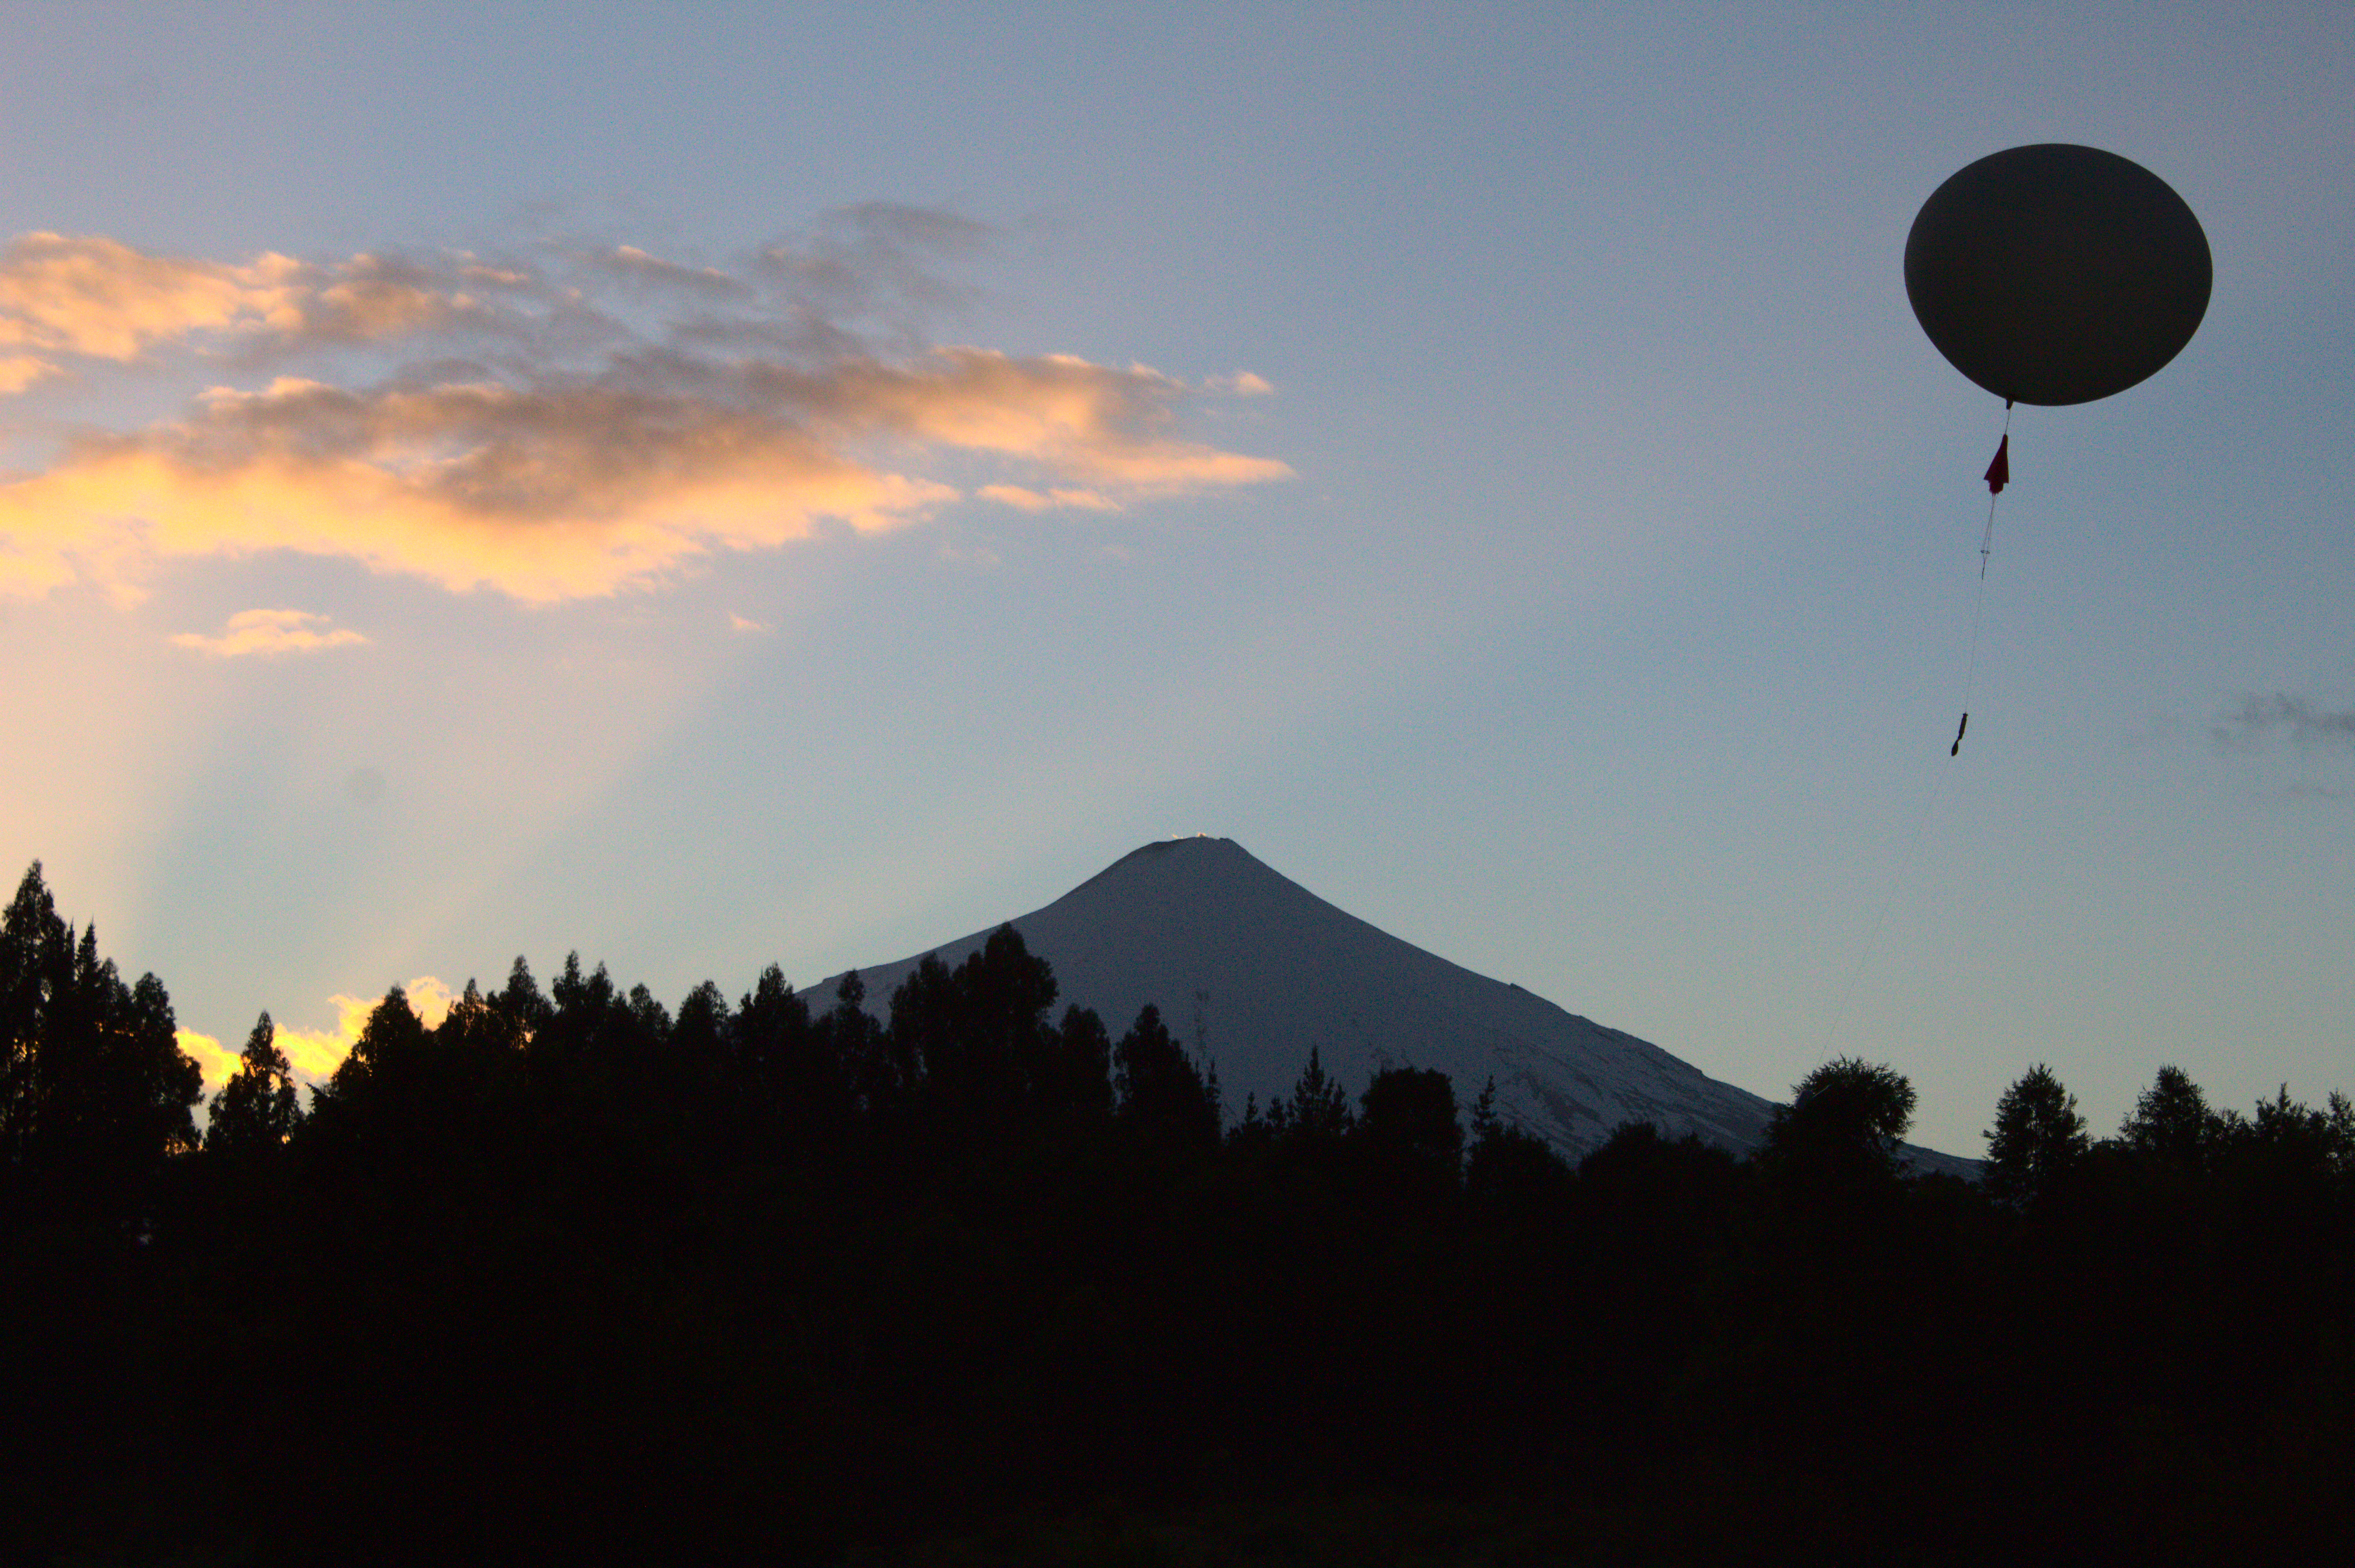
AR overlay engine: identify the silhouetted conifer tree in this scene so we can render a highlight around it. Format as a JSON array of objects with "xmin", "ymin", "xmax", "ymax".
[
  {"xmin": 887, "ymin": 928, "xmax": 1063, "ymax": 1122},
  {"xmin": 825, "ymin": 971, "xmax": 902, "ymax": 1116},
  {"xmin": 2119, "ymin": 1064, "xmax": 2217, "ymax": 1171},
  {"xmin": 206, "ymin": 1011, "xmax": 302, "ymax": 1157},
  {"xmin": 306, "ymin": 986, "xmax": 446, "ymax": 1161},
  {"xmin": 1469, "ymin": 1077, "xmax": 1499, "ymax": 1143},
  {"xmin": 1283, "ymin": 1046, "xmax": 1353, "ymax": 1142},
  {"xmin": 623, "ymin": 982, "xmax": 670, "ymax": 1045},
  {"xmin": 1358, "ymin": 1065, "xmax": 1464, "ymax": 1196},
  {"xmin": 438, "ymin": 976, "xmax": 524, "ymax": 1058},
  {"xmin": 733, "ymin": 963, "xmax": 834, "ymax": 1146},
  {"xmin": 0, "ymin": 863, "xmax": 200, "ymax": 1205},
  {"xmin": 494, "ymin": 956, "xmax": 551, "ymax": 1040},
  {"xmin": 1984, "ymin": 1063, "xmax": 2088, "ymax": 1211},
  {"xmin": 327, "ymin": 985, "xmax": 425, "ymax": 1100},
  {"xmin": 2236, "ymin": 1084, "xmax": 2355, "ymax": 1191},
  {"xmin": 1047, "ymin": 1004, "xmax": 1115, "ymax": 1123},
  {"xmin": 1463, "ymin": 1077, "xmax": 1573, "ymax": 1213},
  {"xmin": 960, "ymin": 925, "xmax": 1057, "ymax": 1075},
  {"xmin": 672, "ymin": 980, "xmax": 731, "ymax": 1089},
  {"xmin": 1113, "ymin": 1004, "xmax": 1217, "ymax": 1149}
]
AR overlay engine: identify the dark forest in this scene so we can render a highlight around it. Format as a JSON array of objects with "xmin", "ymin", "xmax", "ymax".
[{"xmin": 3, "ymin": 861, "xmax": 2349, "ymax": 1565}]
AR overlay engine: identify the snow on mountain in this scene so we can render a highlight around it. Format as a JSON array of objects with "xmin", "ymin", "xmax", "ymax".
[{"xmin": 811, "ymin": 836, "xmax": 1976, "ymax": 1174}]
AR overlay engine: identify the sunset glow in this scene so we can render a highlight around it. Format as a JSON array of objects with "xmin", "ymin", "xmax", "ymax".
[{"xmin": 1, "ymin": 2, "xmax": 2345, "ymax": 1164}]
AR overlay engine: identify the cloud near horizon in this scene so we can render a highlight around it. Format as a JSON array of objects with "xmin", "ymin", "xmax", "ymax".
[
  {"xmin": 181, "ymin": 977, "xmax": 457, "ymax": 1091},
  {"xmin": 0, "ymin": 221, "xmax": 1289, "ymax": 603}
]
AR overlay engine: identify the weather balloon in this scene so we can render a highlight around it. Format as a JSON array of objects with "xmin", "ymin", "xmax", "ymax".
[{"xmin": 1905, "ymin": 144, "xmax": 2210, "ymax": 407}]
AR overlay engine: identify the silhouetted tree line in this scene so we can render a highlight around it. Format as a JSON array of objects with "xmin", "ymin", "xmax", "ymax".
[{"xmin": 1, "ymin": 860, "xmax": 2349, "ymax": 1565}]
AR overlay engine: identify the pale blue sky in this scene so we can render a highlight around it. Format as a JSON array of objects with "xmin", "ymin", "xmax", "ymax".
[{"xmin": 1, "ymin": 2, "xmax": 2346, "ymax": 1155}]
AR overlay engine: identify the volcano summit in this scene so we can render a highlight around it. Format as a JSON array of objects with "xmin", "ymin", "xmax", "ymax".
[{"xmin": 816, "ymin": 837, "xmax": 1971, "ymax": 1171}]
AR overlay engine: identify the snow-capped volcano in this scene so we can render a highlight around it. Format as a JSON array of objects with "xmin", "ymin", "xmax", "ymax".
[{"xmin": 814, "ymin": 836, "xmax": 1973, "ymax": 1172}]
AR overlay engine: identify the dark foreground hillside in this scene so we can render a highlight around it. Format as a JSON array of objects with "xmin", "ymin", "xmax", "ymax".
[{"xmin": 2, "ymin": 864, "xmax": 2349, "ymax": 1565}]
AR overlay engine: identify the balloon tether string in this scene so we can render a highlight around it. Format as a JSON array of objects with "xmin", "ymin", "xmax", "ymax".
[
  {"xmin": 1827, "ymin": 401, "xmax": 2012, "ymax": 1057},
  {"xmin": 1952, "ymin": 400, "xmax": 2010, "ymax": 758}
]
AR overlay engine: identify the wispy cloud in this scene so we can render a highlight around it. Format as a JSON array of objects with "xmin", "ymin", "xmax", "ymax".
[
  {"xmin": 0, "ymin": 213, "xmax": 1291, "ymax": 604},
  {"xmin": 2209, "ymin": 694, "xmax": 2355, "ymax": 753},
  {"xmin": 979, "ymin": 484, "xmax": 1121, "ymax": 512},
  {"xmin": 594, "ymin": 244, "xmax": 750, "ymax": 301},
  {"xmin": 170, "ymin": 607, "xmax": 368, "ymax": 658}
]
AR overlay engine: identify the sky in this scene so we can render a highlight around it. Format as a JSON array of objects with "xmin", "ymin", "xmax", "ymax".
[{"xmin": 0, "ymin": 1, "xmax": 2346, "ymax": 1158}]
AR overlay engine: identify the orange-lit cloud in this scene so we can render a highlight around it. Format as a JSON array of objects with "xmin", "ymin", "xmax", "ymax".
[
  {"xmin": 0, "ymin": 344, "xmax": 1288, "ymax": 602},
  {"xmin": 177, "ymin": 1029, "xmax": 240, "ymax": 1090},
  {"xmin": 0, "ymin": 355, "xmax": 59, "ymax": 394},
  {"xmin": 0, "ymin": 222, "xmax": 1290, "ymax": 602},
  {"xmin": 809, "ymin": 350, "xmax": 1292, "ymax": 495},
  {"xmin": 275, "ymin": 977, "xmax": 456, "ymax": 1081},
  {"xmin": 170, "ymin": 608, "xmax": 368, "ymax": 658},
  {"xmin": 0, "ymin": 232, "xmax": 305, "ymax": 370},
  {"xmin": 0, "ymin": 236, "xmax": 533, "ymax": 385},
  {"xmin": 0, "ymin": 389, "xmax": 955, "ymax": 602},
  {"xmin": 185, "ymin": 978, "xmax": 458, "ymax": 1090}
]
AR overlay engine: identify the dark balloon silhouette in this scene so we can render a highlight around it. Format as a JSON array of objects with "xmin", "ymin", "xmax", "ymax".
[{"xmin": 1906, "ymin": 144, "xmax": 2211, "ymax": 406}]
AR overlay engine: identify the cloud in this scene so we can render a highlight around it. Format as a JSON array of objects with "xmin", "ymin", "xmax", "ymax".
[
  {"xmin": 756, "ymin": 202, "xmax": 993, "ymax": 326},
  {"xmin": 978, "ymin": 484, "xmax": 1120, "ymax": 512},
  {"xmin": 177, "ymin": 1029, "xmax": 241, "ymax": 1090},
  {"xmin": 275, "ymin": 977, "xmax": 455, "ymax": 1080},
  {"xmin": 274, "ymin": 996, "xmax": 375, "ymax": 1079},
  {"xmin": 728, "ymin": 613, "xmax": 771, "ymax": 634},
  {"xmin": 184, "ymin": 982, "xmax": 459, "ymax": 1092},
  {"xmin": 0, "ymin": 235, "xmax": 562, "ymax": 380},
  {"xmin": 170, "ymin": 607, "xmax": 368, "ymax": 657},
  {"xmin": 0, "ymin": 355, "xmax": 59, "ymax": 394},
  {"xmin": 0, "ymin": 223, "xmax": 1291, "ymax": 603},
  {"xmin": 0, "ymin": 232, "xmax": 305, "ymax": 371},
  {"xmin": 280, "ymin": 253, "xmax": 478, "ymax": 347},
  {"xmin": 2210, "ymin": 694, "xmax": 2355, "ymax": 753},
  {"xmin": 805, "ymin": 348, "xmax": 1293, "ymax": 493},
  {"xmin": 0, "ymin": 378, "xmax": 957, "ymax": 601},
  {"xmin": 1207, "ymin": 371, "xmax": 1274, "ymax": 396},
  {"xmin": 596, "ymin": 245, "xmax": 749, "ymax": 300}
]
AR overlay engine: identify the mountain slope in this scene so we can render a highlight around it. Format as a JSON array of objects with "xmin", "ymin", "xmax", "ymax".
[{"xmin": 813, "ymin": 836, "xmax": 1973, "ymax": 1172}]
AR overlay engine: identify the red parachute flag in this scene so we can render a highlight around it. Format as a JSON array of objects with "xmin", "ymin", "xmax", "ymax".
[{"xmin": 1984, "ymin": 433, "xmax": 2010, "ymax": 494}]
